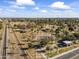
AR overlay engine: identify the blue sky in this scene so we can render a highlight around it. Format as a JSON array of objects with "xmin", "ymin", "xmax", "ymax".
[{"xmin": 0, "ymin": 0, "xmax": 79, "ymax": 18}]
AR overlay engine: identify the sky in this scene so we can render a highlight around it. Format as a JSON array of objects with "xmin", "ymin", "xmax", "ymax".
[{"xmin": 0, "ymin": 0, "xmax": 79, "ymax": 18}]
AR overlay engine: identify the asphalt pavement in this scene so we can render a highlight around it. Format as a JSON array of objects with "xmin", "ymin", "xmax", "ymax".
[{"xmin": 56, "ymin": 49, "xmax": 79, "ymax": 59}]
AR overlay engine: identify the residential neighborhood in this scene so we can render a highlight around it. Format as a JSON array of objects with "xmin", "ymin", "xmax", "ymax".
[
  {"xmin": 0, "ymin": 18, "xmax": 79, "ymax": 59},
  {"xmin": 0, "ymin": 0, "xmax": 79, "ymax": 59}
]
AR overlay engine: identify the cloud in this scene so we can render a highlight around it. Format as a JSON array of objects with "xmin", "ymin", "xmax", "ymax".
[
  {"xmin": 16, "ymin": 0, "xmax": 35, "ymax": 5},
  {"xmin": 6, "ymin": 9, "xmax": 16, "ymax": 12},
  {"xmin": 41, "ymin": 10, "xmax": 47, "ymax": 13},
  {"xmin": 0, "ymin": 8, "xmax": 2, "ymax": 11},
  {"xmin": 50, "ymin": 10, "xmax": 79, "ymax": 18},
  {"xmin": 50, "ymin": 1, "xmax": 71, "ymax": 10},
  {"xmin": 10, "ymin": 5, "xmax": 25, "ymax": 9},
  {"xmin": 4, "ymin": 1, "xmax": 26, "ymax": 9},
  {"xmin": 34, "ymin": 7, "xmax": 39, "ymax": 10}
]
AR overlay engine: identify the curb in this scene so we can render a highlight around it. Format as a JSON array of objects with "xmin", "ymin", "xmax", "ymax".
[{"xmin": 49, "ymin": 47, "xmax": 79, "ymax": 59}]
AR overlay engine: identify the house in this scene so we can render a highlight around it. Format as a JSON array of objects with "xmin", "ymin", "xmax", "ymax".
[
  {"xmin": 15, "ymin": 29, "xmax": 26, "ymax": 33},
  {"xmin": 34, "ymin": 31, "xmax": 52, "ymax": 41}
]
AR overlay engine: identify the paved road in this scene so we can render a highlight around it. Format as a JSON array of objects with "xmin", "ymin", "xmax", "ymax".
[
  {"xmin": 0, "ymin": 22, "xmax": 5, "ymax": 59},
  {"xmin": 2, "ymin": 22, "xmax": 8, "ymax": 59},
  {"xmin": 56, "ymin": 49, "xmax": 79, "ymax": 59},
  {"xmin": 71, "ymin": 54, "xmax": 79, "ymax": 59}
]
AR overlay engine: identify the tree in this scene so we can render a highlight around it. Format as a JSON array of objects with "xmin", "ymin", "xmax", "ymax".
[{"xmin": 0, "ymin": 23, "xmax": 2, "ymax": 29}]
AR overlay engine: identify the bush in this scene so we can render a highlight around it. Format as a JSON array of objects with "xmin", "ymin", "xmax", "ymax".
[{"xmin": 46, "ymin": 51, "xmax": 57, "ymax": 57}]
